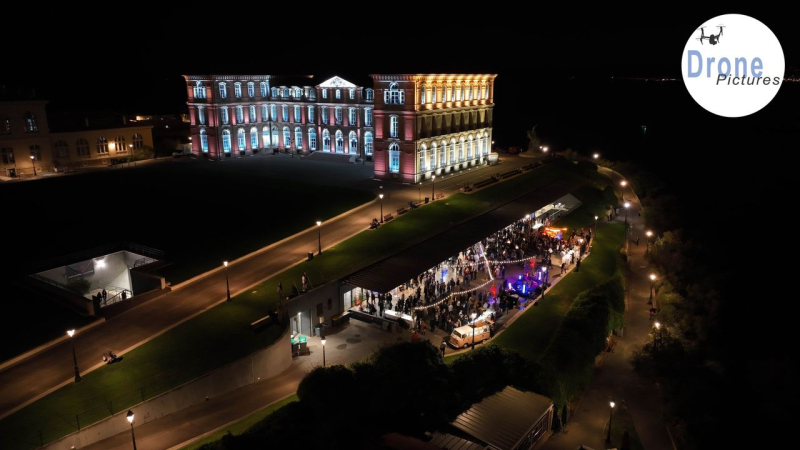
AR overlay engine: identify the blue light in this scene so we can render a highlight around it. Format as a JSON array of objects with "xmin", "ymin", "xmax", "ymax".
[
  {"xmin": 522, "ymin": 284, "xmax": 526, "ymax": 294},
  {"xmin": 508, "ymin": 282, "xmax": 513, "ymax": 290}
]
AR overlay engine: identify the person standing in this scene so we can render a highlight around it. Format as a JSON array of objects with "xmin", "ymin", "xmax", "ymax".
[{"xmin": 101, "ymin": 289, "xmax": 107, "ymax": 301}]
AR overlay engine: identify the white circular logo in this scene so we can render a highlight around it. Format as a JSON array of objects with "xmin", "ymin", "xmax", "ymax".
[{"xmin": 681, "ymin": 14, "xmax": 784, "ymax": 117}]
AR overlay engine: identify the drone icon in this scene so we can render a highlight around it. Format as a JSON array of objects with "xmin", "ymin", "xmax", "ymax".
[{"xmin": 697, "ymin": 25, "xmax": 725, "ymax": 45}]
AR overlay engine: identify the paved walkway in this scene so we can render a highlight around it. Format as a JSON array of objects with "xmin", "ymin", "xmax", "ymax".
[
  {"xmin": 542, "ymin": 169, "xmax": 673, "ymax": 450},
  {"xmin": 0, "ymin": 155, "xmax": 530, "ymax": 419}
]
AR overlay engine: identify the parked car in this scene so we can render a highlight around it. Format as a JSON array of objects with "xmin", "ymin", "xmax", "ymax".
[
  {"xmin": 172, "ymin": 146, "xmax": 193, "ymax": 157},
  {"xmin": 449, "ymin": 321, "xmax": 492, "ymax": 348}
]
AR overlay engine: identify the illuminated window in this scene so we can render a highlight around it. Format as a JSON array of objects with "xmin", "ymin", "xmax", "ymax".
[
  {"xmin": 446, "ymin": 86, "xmax": 452, "ymax": 102},
  {"xmin": 76, "ymin": 139, "xmax": 89, "ymax": 156},
  {"xmin": 438, "ymin": 141, "xmax": 445, "ymax": 167},
  {"xmin": 430, "ymin": 142, "xmax": 436, "ymax": 169},
  {"xmin": 1, "ymin": 118, "xmax": 10, "ymax": 134},
  {"xmin": 97, "ymin": 137, "xmax": 108, "ymax": 154},
  {"xmin": 270, "ymin": 104, "xmax": 277, "ymax": 121},
  {"xmin": 237, "ymin": 128, "xmax": 246, "ymax": 151},
  {"xmin": 322, "ymin": 129, "xmax": 331, "ymax": 151},
  {"xmin": 458, "ymin": 85, "xmax": 464, "ymax": 101},
  {"xmin": 308, "ymin": 128, "xmax": 317, "ymax": 151},
  {"xmin": 220, "ymin": 106, "xmax": 229, "ymax": 125},
  {"xmin": 431, "ymin": 85, "xmax": 437, "ymax": 103},
  {"xmin": 262, "ymin": 105, "xmax": 268, "ymax": 122},
  {"xmin": 262, "ymin": 126, "xmax": 270, "ymax": 148},
  {"xmin": 321, "ymin": 88, "xmax": 327, "ymax": 99},
  {"xmin": 335, "ymin": 129, "xmax": 344, "ymax": 153},
  {"xmin": 459, "ymin": 137, "xmax": 465, "ymax": 161},
  {"xmin": 364, "ymin": 132, "xmax": 373, "ymax": 155},
  {"xmin": 321, "ymin": 106, "xmax": 329, "ymax": 124},
  {"xmin": 449, "ymin": 139, "xmax": 455, "ymax": 164},
  {"xmin": 2, "ymin": 147, "xmax": 15, "ymax": 164},
  {"xmin": 389, "ymin": 115, "xmax": 398, "ymax": 138},
  {"xmin": 30, "ymin": 145, "xmax": 42, "ymax": 160},
  {"xmin": 389, "ymin": 142, "xmax": 400, "ymax": 173},
  {"xmin": 281, "ymin": 88, "xmax": 288, "ymax": 98},
  {"xmin": 198, "ymin": 106, "xmax": 205, "ymax": 125},
  {"xmin": 294, "ymin": 105, "xmax": 301, "ymax": 122},
  {"xmin": 335, "ymin": 107, "xmax": 342, "ymax": 125},
  {"xmin": 385, "ymin": 82, "xmax": 404, "ymax": 104},
  {"xmin": 234, "ymin": 82, "xmax": 242, "ymax": 98},
  {"xmin": 349, "ymin": 131, "xmax": 357, "ymax": 154},
  {"xmin": 271, "ymin": 87, "xmax": 278, "ymax": 97},
  {"xmin": 283, "ymin": 126, "xmax": 291, "ymax": 148},
  {"xmin": 421, "ymin": 86, "xmax": 427, "ymax": 104},
  {"xmin": 419, "ymin": 143, "xmax": 427, "ymax": 172},
  {"xmin": 295, "ymin": 127, "xmax": 303, "ymax": 150},
  {"xmin": 271, "ymin": 126, "xmax": 278, "ymax": 147},
  {"xmin": 249, "ymin": 105, "xmax": 256, "ymax": 123},
  {"xmin": 219, "ymin": 82, "xmax": 227, "ymax": 98},
  {"xmin": 194, "ymin": 81, "xmax": 206, "ymax": 99},
  {"xmin": 132, "ymin": 133, "xmax": 144, "ymax": 149},
  {"xmin": 222, "ymin": 129, "xmax": 231, "ymax": 153},
  {"xmin": 55, "ymin": 140, "xmax": 69, "ymax": 158},
  {"xmin": 349, "ymin": 108, "xmax": 357, "ymax": 126},
  {"xmin": 295, "ymin": 88, "xmax": 302, "ymax": 98},
  {"xmin": 349, "ymin": 88, "xmax": 355, "ymax": 100},
  {"xmin": 335, "ymin": 89, "xmax": 341, "ymax": 99},
  {"xmin": 260, "ymin": 82, "xmax": 268, "ymax": 97},
  {"xmin": 24, "ymin": 112, "xmax": 38, "ymax": 132},
  {"xmin": 282, "ymin": 105, "xmax": 288, "ymax": 122},
  {"xmin": 308, "ymin": 105, "xmax": 315, "ymax": 123},
  {"xmin": 247, "ymin": 82, "xmax": 255, "ymax": 98},
  {"xmin": 251, "ymin": 126, "xmax": 259, "ymax": 148},
  {"xmin": 365, "ymin": 108, "xmax": 372, "ymax": 126},
  {"xmin": 365, "ymin": 89, "xmax": 373, "ymax": 101},
  {"xmin": 236, "ymin": 106, "xmax": 244, "ymax": 123},
  {"xmin": 468, "ymin": 136, "xmax": 474, "ymax": 159},
  {"xmin": 200, "ymin": 129, "xmax": 208, "ymax": 152},
  {"xmin": 115, "ymin": 136, "xmax": 127, "ymax": 153}
]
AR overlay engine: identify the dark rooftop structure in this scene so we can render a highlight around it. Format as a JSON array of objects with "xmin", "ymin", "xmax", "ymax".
[
  {"xmin": 447, "ymin": 386, "xmax": 554, "ymax": 450},
  {"xmin": 342, "ymin": 178, "xmax": 582, "ymax": 293}
]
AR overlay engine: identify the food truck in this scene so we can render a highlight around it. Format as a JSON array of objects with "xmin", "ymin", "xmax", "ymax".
[{"xmin": 449, "ymin": 321, "xmax": 492, "ymax": 349}]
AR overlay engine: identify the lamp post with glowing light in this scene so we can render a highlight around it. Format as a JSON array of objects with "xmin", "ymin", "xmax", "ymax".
[
  {"xmin": 649, "ymin": 273, "xmax": 657, "ymax": 305},
  {"xmin": 127, "ymin": 410, "xmax": 137, "ymax": 450},
  {"xmin": 541, "ymin": 145, "xmax": 549, "ymax": 154},
  {"xmin": 316, "ymin": 221, "xmax": 322, "ymax": 255},
  {"xmin": 606, "ymin": 401, "xmax": 616, "ymax": 443},
  {"xmin": 321, "ymin": 336, "xmax": 327, "ymax": 367},
  {"xmin": 379, "ymin": 194, "xmax": 384, "ymax": 222},
  {"xmin": 620, "ymin": 180, "xmax": 627, "ymax": 202},
  {"xmin": 30, "ymin": 155, "xmax": 37, "ymax": 176},
  {"xmin": 593, "ymin": 153, "xmax": 600, "ymax": 159},
  {"xmin": 418, "ymin": 182, "xmax": 421, "ymax": 203},
  {"xmin": 67, "ymin": 329, "xmax": 81, "ymax": 382},
  {"xmin": 645, "ymin": 230, "xmax": 653, "ymax": 256},
  {"xmin": 431, "ymin": 175, "xmax": 436, "ymax": 200},
  {"xmin": 654, "ymin": 321, "xmax": 662, "ymax": 351},
  {"xmin": 541, "ymin": 267, "xmax": 548, "ymax": 299},
  {"xmin": 594, "ymin": 215, "xmax": 599, "ymax": 236},
  {"xmin": 624, "ymin": 202, "xmax": 630, "ymax": 225},
  {"xmin": 223, "ymin": 261, "xmax": 231, "ymax": 301},
  {"xmin": 470, "ymin": 312, "xmax": 477, "ymax": 350}
]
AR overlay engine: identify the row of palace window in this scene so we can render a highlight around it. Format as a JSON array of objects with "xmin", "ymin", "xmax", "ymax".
[
  {"xmin": 201, "ymin": 127, "xmax": 374, "ymax": 155},
  {"xmin": 419, "ymin": 83, "xmax": 490, "ymax": 104},
  {"xmin": 416, "ymin": 136, "xmax": 490, "ymax": 172},
  {"xmin": 195, "ymin": 81, "xmax": 374, "ymax": 102},
  {"xmin": 0, "ymin": 135, "xmax": 145, "ymax": 163},
  {"xmin": 1, "ymin": 112, "xmax": 39, "ymax": 135},
  {"xmin": 205, "ymin": 105, "xmax": 373, "ymax": 127}
]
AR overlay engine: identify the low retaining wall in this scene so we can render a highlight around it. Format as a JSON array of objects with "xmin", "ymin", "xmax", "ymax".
[{"xmin": 44, "ymin": 326, "xmax": 291, "ymax": 450}]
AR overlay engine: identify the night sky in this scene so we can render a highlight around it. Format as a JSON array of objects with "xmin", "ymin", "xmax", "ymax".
[{"xmin": 4, "ymin": 10, "xmax": 799, "ymax": 439}]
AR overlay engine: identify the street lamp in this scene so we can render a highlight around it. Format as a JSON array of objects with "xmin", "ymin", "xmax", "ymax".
[
  {"xmin": 624, "ymin": 202, "xmax": 630, "ymax": 224},
  {"xmin": 620, "ymin": 180, "xmax": 627, "ymax": 202},
  {"xmin": 649, "ymin": 273, "xmax": 657, "ymax": 304},
  {"xmin": 541, "ymin": 145, "xmax": 548, "ymax": 153},
  {"xmin": 316, "ymin": 221, "xmax": 322, "ymax": 255},
  {"xmin": 223, "ymin": 261, "xmax": 231, "ymax": 301},
  {"xmin": 593, "ymin": 153, "xmax": 600, "ymax": 159},
  {"xmin": 645, "ymin": 230, "xmax": 653, "ymax": 256},
  {"xmin": 606, "ymin": 401, "xmax": 616, "ymax": 443},
  {"xmin": 321, "ymin": 336, "xmax": 327, "ymax": 367},
  {"xmin": 67, "ymin": 329, "xmax": 81, "ymax": 382},
  {"xmin": 541, "ymin": 267, "xmax": 548, "ymax": 298},
  {"xmin": 470, "ymin": 312, "xmax": 477, "ymax": 350},
  {"xmin": 379, "ymin": 194, "xmax": 384, "ymax": 223},
  {"xmin": 418, "ymin": 182, "xmax": 421, "ymax": 203},
  {"xmin": 431, "ymin": 175, "xmax": 436, "ymax": 200},
  {"xmin": 594, "ymin": 215, "xmax": 599, "ymax": 235},
  {"xmin": 654, "ymin": 321, "xmax": 662, "ymax": 351},
  {"xmin": 30, "ymin": 155, "xmax": 37, "ymax": 176},
  {"xmin": 127, "ymin": 410, "xmax": 137, "ymax": 450}
]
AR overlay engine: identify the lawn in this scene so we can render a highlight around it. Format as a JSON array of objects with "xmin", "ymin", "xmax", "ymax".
[
  {"xmin": 180, "ymin": 395, "xmax": 298, "ymax": 450},
  {"xmin": 0, "ymin": 159, "xmax": 591, "ymax": 449}
]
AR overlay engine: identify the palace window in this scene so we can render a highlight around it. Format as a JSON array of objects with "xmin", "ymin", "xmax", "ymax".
[
  {"xmin": 321, "ymin": 106, "xmax": 329, "ymax": 124},
  {"xmin": 295, "ymin": 127, "xmax": 303, "ymax": 150},
  {"xmin": 247, "ymin": 82, "xmax": 255, "ymax": 98},
  {"xmin": 420, "ymin": 86, "xmax": 426, "ymax": 104},
  {"xmin": 364, "ymin": 108, "xmax": 372, "ymax": 126},
  {"xmin": 250, "ymin": 127, "xmax": 259, "ymax": 149},
  {"xmin": 308, "ymin": 128, "xmax": 317, "ymax": 151},
  {"xmin": 200, "ymin": 129, "xmax": 208, "ymax": 152},
  {"xmin": 322, "ymin": 129, "xmax": 331, "ymax": 151},
  {"xmin": 97, "ymin": 137, "xmax": 108, "ymax": 154},
  {"xmin": 389, "ymin": 115, "xmax": 398, "ymax": 138},
  {"xmin": 270, "ymin": 104, "xmax": 278, "ymax": 121},
  {"xmin": 1, "ymin": 147, "xmax": 13, "ymax": 164},
  {"xmin": 349, "ymin": 88, "xmax": 355, "ymax": 100},
  {"xmin": 294, "ymin": 105, "xmax": 301, "ymax": 122},
  {"xmin": 115, "ymin": 136, "xmax": 127, "ymax": 153},
  {"xmin": 335, "ymin": 107, "xmax": 342, "ymax": 125},
  {"xmin": 30, "ymin": 145, "xmax": 42, "ymax": 160},
  {"xmin": 349, "ymin": 108, "xmax": 357, "ymax": 126},
  {"xmin": 198, "ymin": 106, "xmax": 205, "ymax": 125},
  {"xmin": 234, "ymin": 82, "xmax": 242, "ymax": 98},
  {"xmin": 24, "ymin": 112, "xmax": 38, "ymax": 132},
  {"xmin": 260, "ymin": 82, "xmax": 268, "ymax": 97},
  {"xmin": 335, "ymin": 89, "xmax": 341, "ymax": 99},
  {"xmin": 389, "ymin": 142, "xmax": 400, "ymax": 173},
  {"xmin": 364, "ymin": 132, "xmax": 373, "ymax": 155},
  {"xmin": 194, "ymin": 81, "xmax": 206, "ymax": 99},
  {"xmin": 385, "ymin": 82, "xmax": 404, "ymax": 104},
  {"xmin": 76, "ymin": 139, "xmax": 90, "ymax": 156},
  {"xmin": 365, "ymin": 89, "xmax": 373, "ymax": 101},
  {"xmin": 282, "ymin": 105, "xmax": 289, "ymax": 122},
  {"xmin": 222, "ymin": 129, "xmax": 231, "ymax": 153},
  {"xmin": 349, "ymin": 131, "xmax": 357, "ymax": 154},
  {"xmin": 236, "ymin": 106, "xmax": 244, "ymax": 123},
  {"xmin": 55, "ymin": 140, "xmax": 69, "ymax": 158},
  {"xmin": 237, "ymin": 128, "xmax": 246, "ymax": 151},
  {"xmin": 308, "ymin": 105, "xmax": 315, "ymax": 123},
  {"xmin": 335, "ymin": 130, "xmax": 344, "ymax": 153},
  {"xmin": 283, "ymin": 126, "xmax": 291, "ymax": 148},
  {"xmin": 249, "ymin": 105, "xmax": 256, "ymax": 123},
  {"xmin": 132, "ymin": 133, "xmax": 143, "ymax": 149},
  {"xmin": 262, "ymin": 126, "xmax": 270, "ymax": 148},
  {"xmin": 219, "ymin": 82, "xmax": 227, "ymax": 98}
]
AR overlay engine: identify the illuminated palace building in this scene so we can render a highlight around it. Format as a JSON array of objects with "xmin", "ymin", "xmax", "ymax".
[{"xmin": 183, "ymin": 74, "xmax": 497, "ymax": 182}]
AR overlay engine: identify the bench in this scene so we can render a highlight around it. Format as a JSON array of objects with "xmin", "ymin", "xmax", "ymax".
[
  {"xmin": 409, "ymin": 201, "xmax": 421, "ymax": 209},
  {"xmin": 397, "ymin": 207, "xmax": 410, "ymax": 215},
  {"xmin": 331, "ymin": 312, "xmax": 350, "ymax": 327},
  {"xmin": 500, "ymin": 169, "xmax": 521, "ymax": 179},
  {"xmin": 383, "ymin": 213, "xmax": 394, "ymax": 222},
  {"xmin": 474, "ymin": 178, "xmax": 498, "ymax": 189},
  {"xmin": 250, "ymin": 314, "xmax": 274, "ymax": 331},
  {"xmin": 435, "ymin": 193, "xmax": 445, "ymax": 200}
]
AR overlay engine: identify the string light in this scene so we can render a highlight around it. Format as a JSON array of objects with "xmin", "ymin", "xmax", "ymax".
[{"xmin": 413, "ymin": 279, "xmax": 494, "ymax": 311}]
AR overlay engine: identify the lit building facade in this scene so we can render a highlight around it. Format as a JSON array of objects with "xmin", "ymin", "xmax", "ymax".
[
  {"xmin": 1, "ymin": 99, "xmax": 153, "ymax": 177},
  {"xmin": 183, "ymin": 75, "xmax": 375, "ymax": 162},
  {"xmin": 371, "ymin": 74, "xmax": 497, "ymax": 183},
  {"xmin": 182, "ymin": 73, "xmax": 495, "ymax": 182}
]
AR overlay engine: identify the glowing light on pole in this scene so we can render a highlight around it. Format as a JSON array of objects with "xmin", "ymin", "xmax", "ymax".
[
  {"xmin": 645, "ymin": 230, "xmax": 653, "ymax": 256},
  {"xmin": 379, "ymin": 194, "xmax": 384, "ymax": 223},
  {"xmin": 624, "ymin": 202, "xmax": 630, "ymax": 224},
  {"xmin": 30, "ymin": 155, "xmax": 37, "ymax": 176},
  {"xmin": 321, "ymin": 336, "xmax": 327, "ymax": 367},
  {"xmin": 606, "ymin": 401, "xmax": 616, "ymax": 443},
  {"xmin": 432, "ymin": 175, "xmax": 436, "ymax": 200},
  {"xmin": 593, "ymin": 153, "xmax": 600, "ymax": 159},
  {"xmin": 67, "ymin": 329, "xmax": 81, "ymax": 382},
  {"xmin": 470, "ymin": 312, "xmax": 477, "ymax": 350},
  {"xmin": 127, "ymin": 410, "xmax": 137, "ymax": 450},
  {"xmin": 316, "ymin": 221, "xmax": 322, "ymax": 255},
  {"xmin": 223, "ymin": 261, "xmax": 231, "ymax": 301},
  {"xmin": 649, "ymin": 273, "xmax": 657, "ymax": 304}
]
